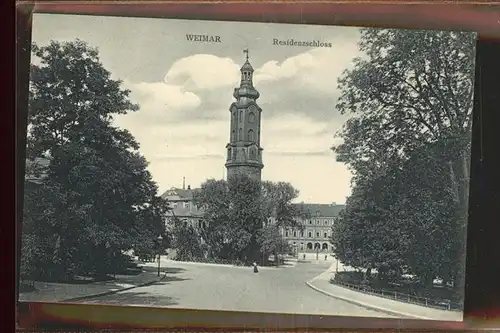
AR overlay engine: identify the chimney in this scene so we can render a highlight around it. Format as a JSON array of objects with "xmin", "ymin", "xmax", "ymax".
[
  {"xmin": 182, "ymin": 177, "xmax": 185, "ymax": 190},
  {"xmin": 331, "ymin": 202, "xmax": 336, "ymax": 206},
  {"xmin": 187, "ymin": 185, "xmax": 191, "ymax": 190}
]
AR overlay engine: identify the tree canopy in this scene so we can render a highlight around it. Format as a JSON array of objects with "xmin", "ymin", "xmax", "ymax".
[
  {"xmin": 184, "ymin": 175, "xmax": 305, "ymax": 265},
  {"xmin": 21, "ymin": 40, "xmax": 168, "ymax": 281},
  {"xmin": 331, "ymin": 28, "xmax": 475, "ymax": 298}
]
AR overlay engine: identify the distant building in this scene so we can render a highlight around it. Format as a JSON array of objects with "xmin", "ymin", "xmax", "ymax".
[
  {"xmin": 161, "ymin": 179, "xmax": 204, "ymax": 230},
  {"xmin": 276, "ymin": 203, "xmax": 345, "ymax": 253}
]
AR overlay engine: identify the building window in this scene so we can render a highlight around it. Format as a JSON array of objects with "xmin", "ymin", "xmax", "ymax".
[
  {"xmin": 316, "ymin": 232, "xmax": 320, "ymax": 237},
  {"xmin": 308, "ymin": 232, "xmax": 312, "ymax": 238},
  {"xmin": 309, "ymin": 220, "xmax": 312, "ymax": 225},
  {"xmin": 239, "ymin": 110, "xmax": 243, "ymax": 122},
  {"xmin": 324, "ymin": 220, "xmax": 329, "ymax": 225},
  {"xmin": 324, "ymin": 232, "xmax": 327, "ymax": 238},
  {"xmin": 248, "ymin": 129, "xmax": 254, "ymax": 141},
  {"xmin": 285, "ymin": 231, "xmax": 289, "ymax": 237},
  {"xmin": 301, "ymin": 231, "xmax": 304, "ymax": 237},
  {"xmin": 293, "ymin": 231, "xmax": 297, "ymax": 237},
  {"xmin": 249, "ymin": 112, "xmax": 255, "ymax": 123}
]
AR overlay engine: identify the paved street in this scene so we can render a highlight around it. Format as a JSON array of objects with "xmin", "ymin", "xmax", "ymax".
[{"xmin": 76, "ymin": 258, "xmax": 398, "ymax": 318}]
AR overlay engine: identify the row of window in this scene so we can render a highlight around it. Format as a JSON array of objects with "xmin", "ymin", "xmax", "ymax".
[
  {"xmin": 285, "ymin": 230, "xmax": 331, "ymax": 239},
  {"xmin": 237, "ymin": 111, "xmax": 255, "ymax": 123},
  {"xmin": 227, "ymin": 146, "xmax": 259, "ymax": 160},
  {"xmin": 292, "ymin": 242, "xmax": 330, "ymax": 251},
  {"xmin": 170, "ymin": 201, "xmax": 195, "ymax": 209},
  {"xmin": 231, "ymin": 128, "xmax": 255, "ymax": 142},
  {"xmin": 307, "ymin": 219, "xmax": 333, "ymax": 225}
]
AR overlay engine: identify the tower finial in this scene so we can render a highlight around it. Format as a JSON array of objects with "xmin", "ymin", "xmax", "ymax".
[{"xmin": 243, "ymin": 48, "xmax": 249, "ymax": 61}]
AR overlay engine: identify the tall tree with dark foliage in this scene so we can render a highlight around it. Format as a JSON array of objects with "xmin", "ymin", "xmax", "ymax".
[
  {"xmin": 332, "ymin": 29, "xmax": 475, "ymax": 299},
  {"xmin": 22, "ymin": 40, "xmax": 167, "ymax": 280}
]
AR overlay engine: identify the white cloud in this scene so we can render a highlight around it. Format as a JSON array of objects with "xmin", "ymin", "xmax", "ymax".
[
  {"xmin": 254, "ymin": 45, "xmax": 359, "ymax": 93},
  {"xmin": 114, "ymin": 45, "xmax": 359, "ymax": 203},
  {"xmin": 164, "ymin": 54, "xmax": 240, "ymax": 90}
]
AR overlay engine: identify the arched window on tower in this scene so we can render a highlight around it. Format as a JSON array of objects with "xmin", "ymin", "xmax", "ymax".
[
  {"xmin": 248, "ymin": 112, "xmax": 255, "ymax": 123},
  {"xmin": 231, "ymin": 130, "xmax": 235, "ymax": 141},
  {"xmin": 239, "ymin": 128, "xmax": 242, "ymax": 140},
  {"xmin": 239, "ymin": 111, "xmax": 243, "ymax": 122},
  {"xmin": 248, "ymin": 129, "xmax": 254, "ymax": 141},
  {"xmin": 227, "ymin": 147, "xmax": 231, "ymax": 160},
  {"xmin": 250, "ymin": 147, "xmax": 256, "ymax": 159}
]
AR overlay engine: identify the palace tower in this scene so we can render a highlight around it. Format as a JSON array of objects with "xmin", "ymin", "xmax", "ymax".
[{"xmin": 225, "ymin": 49, "xmax": 264, "ymax": 181}]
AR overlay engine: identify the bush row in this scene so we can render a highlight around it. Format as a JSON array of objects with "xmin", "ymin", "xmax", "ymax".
[{"xmin": 173, "ymin": 255, "xmax": 249, "ymax": 267}]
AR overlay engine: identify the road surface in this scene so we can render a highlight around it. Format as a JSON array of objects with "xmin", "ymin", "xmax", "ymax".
[{"xmin": 76, "ymin": 258, "xmax": 398, "ymax": 318}]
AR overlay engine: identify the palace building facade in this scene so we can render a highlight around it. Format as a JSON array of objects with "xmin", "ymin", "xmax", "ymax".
[{"xmin": 278, "ymin": 203, "xmax": 344, "ymax": 253}]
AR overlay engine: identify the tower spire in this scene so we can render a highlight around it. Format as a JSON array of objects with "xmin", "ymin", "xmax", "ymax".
[{"xmin": 224, "ymin": 49, "xmax": 264, "ymax": 182}]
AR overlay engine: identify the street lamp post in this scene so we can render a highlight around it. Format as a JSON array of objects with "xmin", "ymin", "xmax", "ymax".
[
  {"xmin": 316, "ymin": 246, "xmax": 319, "ymax": 261},
  {"xmin": 157, "ymin": 235, "xmax": 163, "ymax": 277}
]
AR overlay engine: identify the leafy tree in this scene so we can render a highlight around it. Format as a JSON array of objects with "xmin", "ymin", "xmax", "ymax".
[
  {"xmin": 194, "ymin": 175, "xmax": 264, "ymax": 263},
  {"xmin": 331, "ymin": 174, "xmax": 408, "ymax": 283},
  {"xmin": 193, "ymin": 176, "xmax": 306, "ymax": 265},
  {"xmin": 171, "ymin": 218, "xmax": 205, "ymax": 261},
  {"xmin": 332, "ymin": 29, "xmax": 474, "ymax": 296},
  {"xmin": 23, "ymin": 39, "xmax": 166, "ymax": 279},
  {"xmin": 257, "ymin": 224, "xmax": 290, "ymax": 266},
  {"xmin": 259, "ymin": 181, "xmax": 308, "ymax": 265},
  {"xmin": 261, "ymin": 181, "xmax": 309, "ymax": 230}
]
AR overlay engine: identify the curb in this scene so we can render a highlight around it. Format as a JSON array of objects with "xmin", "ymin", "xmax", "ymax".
[
  {"xmin": 305, "ymin": 280, "xmax": 429, "ymax": 320},
  {"xmin": 61, "ymin": 272, "xmax": 168, "ymax": 303},
  {"xmin": 304, "ymin": 263, "xmax": 430, "ymax": 320}
]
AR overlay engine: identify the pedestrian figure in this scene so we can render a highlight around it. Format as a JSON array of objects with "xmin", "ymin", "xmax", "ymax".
[
  {"xmin": 325, "ymin": 255, "xmax": 327, "ymax": 261},
  {"xmin": 253, "ymin": 262, "xmax": 259, "ymax": 273}
]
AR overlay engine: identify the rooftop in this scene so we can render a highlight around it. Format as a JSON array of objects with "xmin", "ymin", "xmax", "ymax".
[
  {"xmin": 160, "ymin": 186, "xmax": 200, "ymax": 201},
  {"xmin": 293, "ymin": 203, "xmax": 345, "ymax": 217}
]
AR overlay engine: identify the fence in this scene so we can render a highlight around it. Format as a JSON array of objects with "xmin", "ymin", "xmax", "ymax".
[{"xmin": 330, "ymin": 278, "xmax": 462, "ymax": 312}]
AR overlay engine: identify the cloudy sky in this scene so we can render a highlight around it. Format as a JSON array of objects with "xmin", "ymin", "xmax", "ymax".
[{"xmin": 31, "ymin": 13, "xmax": 364, "ymax": 204}]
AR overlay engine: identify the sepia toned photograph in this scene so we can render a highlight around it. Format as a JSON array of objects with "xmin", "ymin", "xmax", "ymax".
[{"xmin": 19, "ymin": 13, "xmax": 476, "ymax": 322}]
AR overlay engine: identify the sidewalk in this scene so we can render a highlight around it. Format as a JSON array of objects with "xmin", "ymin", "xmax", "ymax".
[
  {"xmin": 306, "ymin": 264, "xmax": 463, "ymax": 322},
  {"xmin": 18, "ymin": 267, "xmax": 166, "ymax": 303}
]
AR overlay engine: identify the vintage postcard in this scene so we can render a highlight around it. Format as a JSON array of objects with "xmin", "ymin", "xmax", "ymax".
[{"xmin": 20, "ymin": 13, "xmax": 476, "ymax": 322}]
